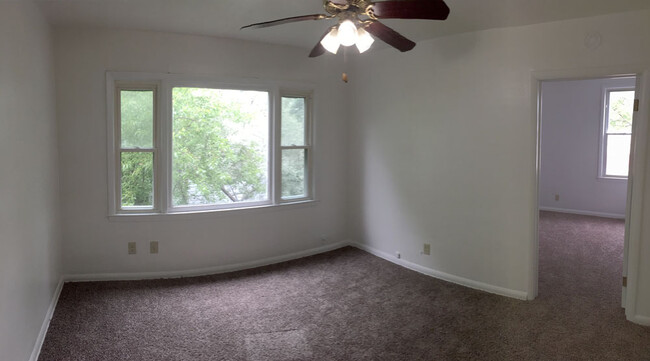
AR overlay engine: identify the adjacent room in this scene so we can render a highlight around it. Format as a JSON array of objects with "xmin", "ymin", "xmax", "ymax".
[
  {"xmin": 537, "ymin": 76, "xmax": 638, "ymax": 347},
  {"xmin": 1, "ymin": 1, "xmax": 650, "ymax": 360}
]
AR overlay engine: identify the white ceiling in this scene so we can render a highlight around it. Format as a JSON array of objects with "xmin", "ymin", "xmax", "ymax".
[{"xmin": 38, "ymin": 0, "xmax": 650, "ymax": 50}]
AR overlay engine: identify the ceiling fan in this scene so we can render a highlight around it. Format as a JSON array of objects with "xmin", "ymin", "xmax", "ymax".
[{"xmin": 241, "ymin": 0, "xmax": 450, "ymax": 57}]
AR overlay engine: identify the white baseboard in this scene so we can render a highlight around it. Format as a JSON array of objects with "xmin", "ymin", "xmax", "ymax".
[
  {"xmin": 631, "ymin": 314, "xmax": 650, "ymax": 326},
  {"xmin": 65, "ymin": 241, "xmax": 349, "ymax": 282},
  {"xmin": 539, "ymin": 206, "xmax": 625, "ymax": 219},
  {"xmin": 33, "ymin": 242, "xmax": 349, "ymax": 360},
  {"xmin": 29, "ymin": 276, "xmax": 65, "ymax": 361},
  {"xmin": 350, "ymin": 242, "xmax": 528, "ymax": 301},
  {"xmin": 29, "ymin": 239, "xmax": 644, "ymax": 361}
]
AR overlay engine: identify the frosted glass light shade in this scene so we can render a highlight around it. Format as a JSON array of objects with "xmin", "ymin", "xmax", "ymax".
[
  {"xmin": 356, "ymin": 27, "xmax": 374, "ymax": 53},
  {"xmin": 338, "ymin": 20, "xmax": 358, "ymax": 47},
  {"xmin": 320, "ymin": 28, "xmax": 340, "ymax": 54}
]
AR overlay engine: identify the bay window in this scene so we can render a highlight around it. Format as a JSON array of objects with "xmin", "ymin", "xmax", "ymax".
[{"xmin": 107, "ymin": 73, "xmax": 313, "ymax": 216}]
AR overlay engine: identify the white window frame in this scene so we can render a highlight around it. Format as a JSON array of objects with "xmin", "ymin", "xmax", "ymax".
[
  {"xmin": 278, "ymin": 91, "xmax": 314, "ymax": 203},
  {"xmin": 109, "ymin": 82, "xmax": 162, "ymax": 214},
  {"xmin": 107, "ymin": 72, "xmax": 314, "ymax": 217},
  {"xmin": 598, "ymin": 86, "xmax": 635, "ymax": 180}
]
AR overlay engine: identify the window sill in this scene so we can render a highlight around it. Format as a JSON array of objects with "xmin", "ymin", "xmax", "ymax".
[
  {"xmin": 597, "ymin": 176, "xmax": 629, "ymax": 182},
  {"xmin": 108, "ymin": 199, "xmax": 320, "ymax": 222}
]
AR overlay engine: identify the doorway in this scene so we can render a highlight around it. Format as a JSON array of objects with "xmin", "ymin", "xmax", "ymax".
[{"xmin": 531, "ymin": 70, "xmax": 647, "ymax": 322}]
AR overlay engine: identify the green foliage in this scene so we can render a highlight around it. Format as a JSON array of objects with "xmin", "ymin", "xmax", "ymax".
[
  {"xmin": 119, "ymin": 88, "xmax": 309, "ymax": 208},
  {"xmin": 281, "ymin": 97, "xmax": 305, "ymax": 146},
  {"xmin": 121, "ymin": 91, "xmax": 153, "ymax": 148},
  {"xmin": 171, "ymin": 88, "xmax": 266, "ymax": 205},
  {"xmin": 282, "ymin": 150, "xmax": 306, "ymax": 198},
  {"xmin": 121, "ymin": 152, "xmax": 153, "ymax": 207},
  {"xmin": 120, "ymin": 90, "xmax": 154, "ymax": 207},
  {"xmin": 608, "ymin": 91, "xmax": 634, "ymax": 133},
  {"xmin": 281, "ymin": 97, "xmax": 307, "ymax": 198}
]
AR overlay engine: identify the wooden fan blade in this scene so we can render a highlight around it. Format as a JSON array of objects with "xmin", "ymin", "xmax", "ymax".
[
  {"xmin": 309, "ymin": 27, "xmax": 335, "ymax": 58},
  {"xmin": 364, "ymin": 21, "xmax": 416, "ymax": 52},
  {"xmin": 241, "ymin": 14, "xmax": 328, "ymax": 30},
  {"xmin": 370, "ymin": 0, "xmax": 450, "ymax": 20},
  {"xmin": 308, "ymin": 43, "xmax": 327, "ymax": 58}
]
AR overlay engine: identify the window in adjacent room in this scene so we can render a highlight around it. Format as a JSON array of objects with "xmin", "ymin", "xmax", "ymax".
[{"xmin": 600, "ymin": 89, "xmax": 635, "ymax": 179}]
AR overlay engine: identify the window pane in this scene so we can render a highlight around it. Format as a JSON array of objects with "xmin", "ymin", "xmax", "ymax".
[
  {"xmin": 282, "ymin": 149, "xmax": 307, "ymax": 198},
  {"xmin": 281, "ymin": 97, "xmax": 306, "ymax": 146},
  {"xmin": 172, "ymin": 87, "xmax": 269, "ymax": 206},
  {"xmin": 120, "ymin": 90, "xmax": 154, "ymax": 148},
  {"xmin": 605, "ymin": 134, "xmax": 632, "ymax": 177},
  {"xmin": 121, "ymin": 152, "xmax": 154, "ymax": 207},
  {"xmin": 607, "ymin": 91, "xmax": 634, "ymax": 134}
]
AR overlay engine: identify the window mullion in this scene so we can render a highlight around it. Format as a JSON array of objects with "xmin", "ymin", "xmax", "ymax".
[
  {"xmin": 271, "ymin": 88, "xmax": 281, "ymax": 205},
  {"xmin": 158, "ymin": 81, "xmax": 170, "ymax": 214},
  {"xmin": 306, "ymin": 94, "xmax": 314, "ymax": 199},
  {"xmin": 151, "ymin": 84, "xmax": 160, "ymax": 213},
  {"xmin": 112, "ymin": 83, "xmax": 121, "ymax": 215}
]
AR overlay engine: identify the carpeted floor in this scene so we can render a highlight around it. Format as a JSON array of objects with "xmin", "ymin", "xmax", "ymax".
[{"xmin": 39, "ymin": 211, "xmax": 650, "ymax": 360}]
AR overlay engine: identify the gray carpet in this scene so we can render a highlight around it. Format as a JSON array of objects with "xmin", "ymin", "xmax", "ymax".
[{"xmin": 39, "ymin": 211, "xmax": 650, "ymax": 360}]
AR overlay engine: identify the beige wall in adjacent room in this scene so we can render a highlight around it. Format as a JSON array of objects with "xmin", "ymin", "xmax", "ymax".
[{"xmin": 539, "ymin": 77, "xmax": 635, "ymax": 217}]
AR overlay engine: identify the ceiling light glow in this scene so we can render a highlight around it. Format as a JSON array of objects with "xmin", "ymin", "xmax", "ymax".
[
  {"xmin": 355, "ymin": 27, "xmax": 374, "ymax": 53},
  {"xmin": 320, "ymin": 28, "xmax": 341, "ymax": 54},
  {"xmin": 337, "ymin": 20, "xmax": 358, "ymax": 47}
]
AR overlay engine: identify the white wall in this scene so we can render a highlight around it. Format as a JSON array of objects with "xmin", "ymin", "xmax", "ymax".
[
  {"xmin": 0, "ymin": 3, "xmax": 62, "ymax": 361},
  {"xmin": 53, "ymin": 27, "xmax": 349, "ymax": 275},
  {"xmin": 348, "ymin": 9, "xmax": 650, "ymax": 319},
  {"xmin": 37, "ymin": 6, "xmax": 650, "ymax": 337},
  {"xmin": 540, "ymin": 77, "xmax": 635, "ymax": 217}
]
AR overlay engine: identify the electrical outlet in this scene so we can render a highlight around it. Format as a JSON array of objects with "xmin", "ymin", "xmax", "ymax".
[
  {"xmin": 555, "ymin": 194, "xmax": 560, "ymax": 201},
  {"xmin": 423, "ymin": 243, "xmax": 431, "ymax": 255},
  {"xmin": 150, "ymin": 241, "xmax": 159, "ymax": 254},
  {"xmin": 128, "ymin": 242, "xmax": 136, "ymax": 255},
  {"xmin": 395, "ymin": 251, "xmax": 401, "ymax": 259}
]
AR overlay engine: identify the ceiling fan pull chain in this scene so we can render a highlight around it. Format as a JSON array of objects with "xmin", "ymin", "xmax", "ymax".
[{"xmin": 343, "ymin": 47, "xmax": 347, "ymax": 81}]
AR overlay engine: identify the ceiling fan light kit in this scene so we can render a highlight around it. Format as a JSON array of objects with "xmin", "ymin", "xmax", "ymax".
[
  {"xmin": 337, "ymin": 19, "xmax": 358, "ymax": 46},
  {"xmin": 320, "ymin": 21, "xmax": 375, "ymax": 54},
  {"xmin": 321, "ymin": 27, "xmax": 341, "ymax": 53},
  {"xmin": 355, "ymin": 27, "xmax": 375, "ymax": 53},
  {"xmin": 241, "ymin": 0, "xmax": 450, "ymax": 57}
]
